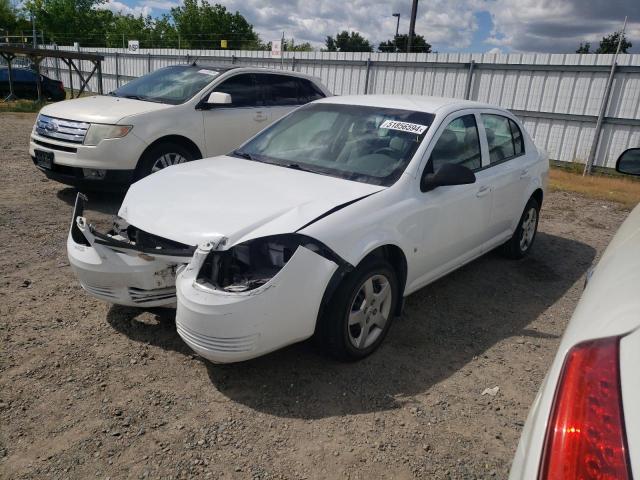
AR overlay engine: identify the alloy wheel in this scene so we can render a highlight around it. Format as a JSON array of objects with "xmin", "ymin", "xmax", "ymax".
[
  {"xmin": 151, "ymin": 152, "xmax": 188, "ymax": 173},
  {"xmin": 347, "ymin": 274, "xmax": 393, "ymax": 350},
  {"xmin": 519, "ymin": 207, "xmax": 538, "ymax": 252}
]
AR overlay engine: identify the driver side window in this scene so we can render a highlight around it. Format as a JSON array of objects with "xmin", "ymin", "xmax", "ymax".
[{"xmin": 429, "ymin": 114, "xmax": 481, "ymax": 172}]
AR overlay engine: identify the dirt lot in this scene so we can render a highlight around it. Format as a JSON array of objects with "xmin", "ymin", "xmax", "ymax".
[{"xmin": 0, "ymin": 112, "xmax": 633, "ymax": 479}]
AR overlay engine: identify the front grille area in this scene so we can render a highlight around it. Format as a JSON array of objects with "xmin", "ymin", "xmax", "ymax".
[
  {"xmin": 128, "ymin": 287, "xmax": 176, "ymax": 304},
  {"xmin": 82, "ymin": 283, "xmax": 118, "ymax": 299},
  {"xmin": 177, "ymin": 321, "xmax": 259, "ymax": 353},
  {"xmin": 33, "ymin": 139, "xmax": 78, "ymax": 153},
  {"xmin": 36, "ymin": 115, "xmax": 89, "ymax": 144}
]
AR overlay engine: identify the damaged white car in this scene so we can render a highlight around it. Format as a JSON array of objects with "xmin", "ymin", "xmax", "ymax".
[{"xmin": 68, "ymin": 95, "xmax": 548, "ymax": 363}]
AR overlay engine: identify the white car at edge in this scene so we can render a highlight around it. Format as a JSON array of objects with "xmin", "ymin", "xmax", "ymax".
[
  {"xmin": 67, "ymin": 95, "xmax": 548, "ymax": 363},
  {"xmin": 29, "ymin": 65, "xmax": 330, "ymax": 188},
  {"xmin": 510, "ymin": 148, "xmax": 640, "ymax": 480}
]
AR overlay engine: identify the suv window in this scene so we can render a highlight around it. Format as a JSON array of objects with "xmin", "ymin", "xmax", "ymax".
[
  {"xmin": 482, "ymin": 114, "xmax": 524, "ymax": 164},
  {"xmin": 297, "ymin": 78, "xmax": 325, "ymax": 103},
  {"xmin": 255, "ymin": 74, "xmax": 325, "ymax": 106},
  {"xmin": 429, "ymin": 114, "xmax": 481, "ymax": 172},
  {"xmin": 214, "ymin": 74, "xmax": 259, "ymax": 107}
]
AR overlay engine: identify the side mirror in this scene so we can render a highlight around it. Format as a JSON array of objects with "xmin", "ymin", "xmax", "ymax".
[
  {"xmin": 421, "ymin": 163, "xmax": 476, "ymax": 192},
  {"xmin": 615, "ymin": 148, "xmax": 640, "ymax": 176},
  {"xmin": 206, "ymin": 91, "xmax": 232, "ymax": 105}
]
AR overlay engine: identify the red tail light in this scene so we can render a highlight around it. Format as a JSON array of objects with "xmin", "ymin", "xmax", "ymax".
[{"xmin": 539, "ymin": 336, "xmax": 631, "ymax": 479}]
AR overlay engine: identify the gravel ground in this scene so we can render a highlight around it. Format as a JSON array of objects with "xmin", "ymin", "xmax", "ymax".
[{"xmin": 0, "ymin": 112, "xmax": 632, "ymax": 479}]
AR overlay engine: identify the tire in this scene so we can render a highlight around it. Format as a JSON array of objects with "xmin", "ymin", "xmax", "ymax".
[
  {"xmin": 136, "ymin": 142, "xmax": 196, "ymax": 180},
  {"xmin": 318, "ymin": 257, "xmax": 399, "ymax": 361},
  {"xmin": 501, "ymin": 197, "xmax": 540, "ymax": 259}
]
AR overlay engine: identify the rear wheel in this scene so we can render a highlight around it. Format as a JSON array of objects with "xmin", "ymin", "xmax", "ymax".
[
  {"xmin": 501, "ymin": 197, "xmax": 540, "ymax": 259},
  {"xmin": 318, "ymin": 258, "xmax": 399, "ymax": 360},
  {"xmin": 136, "ymin": 142, "xmax": 196, "ymax": 180}
]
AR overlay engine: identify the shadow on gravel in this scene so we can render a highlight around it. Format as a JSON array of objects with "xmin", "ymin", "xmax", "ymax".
[
  {"xmin": 107, "ymin": 232, "xmax": 596, "ymax": 420},
  {"xmin": 57, "ymin": 187, "xmax": 125, "ymax": 215}
]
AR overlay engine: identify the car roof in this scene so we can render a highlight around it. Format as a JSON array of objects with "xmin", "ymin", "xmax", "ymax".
[{"xmin": 315, "ymin": 95, "xmax": 506, "ymax": 116}]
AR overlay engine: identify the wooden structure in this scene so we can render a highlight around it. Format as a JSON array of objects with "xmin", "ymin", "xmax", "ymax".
[{"xmin": 0, "ymin": 45, "xmax": 104, "ymax": 102}]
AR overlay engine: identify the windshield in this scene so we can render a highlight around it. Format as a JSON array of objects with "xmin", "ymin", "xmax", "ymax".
[
  {"xmin": 111, "ymin": 65, "xmax": 221, "ymax": 104},
  {"xmin": 234, "ymin": 103, "xmax": 434, "ymax": 186}
]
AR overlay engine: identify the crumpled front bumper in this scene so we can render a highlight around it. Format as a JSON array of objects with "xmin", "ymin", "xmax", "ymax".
[
  {"xmin": 66, "ymin": 195, "xmax": 191, "ymax": 307},
  {"xmin": 66, "ymin": 194, "xmax": 344, "ymax": 363},
  {"xmin": 175, "ymin": 244, "xmax": 339, "ymax": 363}
]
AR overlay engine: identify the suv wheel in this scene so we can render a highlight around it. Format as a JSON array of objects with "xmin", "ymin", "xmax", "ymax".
[{"xmin": 137, "ymin": 142, "xmax": 196, "ymax": 180}]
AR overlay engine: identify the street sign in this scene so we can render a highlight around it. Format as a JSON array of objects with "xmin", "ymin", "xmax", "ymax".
[
  {"xmin": 128, "ymin": 40, "xmax": 140, "ymax": 54},
  {"xmin": 271, "ymin": 40, "xmax": 282, "ymax": 58},
  {"xmin": 220, "ymin": 39, "xmax": 228, "ymax": 49}
]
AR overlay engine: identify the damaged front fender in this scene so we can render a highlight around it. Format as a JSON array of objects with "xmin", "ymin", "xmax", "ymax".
[{"xmin": 67, "ymin": 193, "xmax": 194, "ymax": 307}]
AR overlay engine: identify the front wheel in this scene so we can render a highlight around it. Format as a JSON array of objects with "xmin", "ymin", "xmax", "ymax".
[
  {"xmin": 318, "ymin": 258, "xmax": 399, "ymax": 361},
  {"xmin": 136, "ymin": 142, "xmax": 196, "ymax": 180},
  {"xmin": 501, "ymin": 197, "xmax": 540, "ymax": 259}
]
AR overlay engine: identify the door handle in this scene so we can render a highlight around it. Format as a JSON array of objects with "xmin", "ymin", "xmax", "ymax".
[
  {"xmin": 254, "ymin": 111, "xmax": 267, "ymax": 121},
  {"xmin": 476, "ymin": 185, "xmax": 491, "ymax": 198},
  {"xmin": 519, "ymin": 168, "xmax": 530, "ymax": 179}
]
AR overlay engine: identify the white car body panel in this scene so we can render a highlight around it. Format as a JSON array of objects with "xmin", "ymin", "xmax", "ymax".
[
  {"xmin": 29, "ymin": 67, "xmax": 330, "ymax": 182},
  {"xmin": 510, "ymin": 203, "xmax": 640, "ymax": 479},
  {"xmin": 37, "ymin": 95, "xmax": 173, "ymax": 124},
  {"xmin": 119, "ymin": 156, "xmax": 383, "ymax": 247},
  {"xmin": 176, "ymin": 246, "xmax": 338, "ymax": 363},
  {"xmin": 67, "ymin": 95, "xmax": 548, "ymax": 363}
]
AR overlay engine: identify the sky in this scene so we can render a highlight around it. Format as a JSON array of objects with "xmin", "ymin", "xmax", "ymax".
[{"xmin": 101, "ymin": 0, "xmax": 640, "ymax": 53}]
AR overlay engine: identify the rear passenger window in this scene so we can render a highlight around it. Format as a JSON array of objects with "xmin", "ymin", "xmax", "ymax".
[
  {"xmin": 214, "ymin": 74, "xmax": 259, "ymax": 107},
  {"xmin": 429, "ymin": 114, "xmax": 482, "ymax": 172},
  {"xmin": 482, "ymin": 114, "xmax": 524, "ymax": 164},
  {"xmin": 264, "ymin": 74, "xmax": 299, "ymax": 106},
  {"xmin": 509, "ymin": 119, "xmax": 524, "ymax": 156},
  {"xmin": 297, "ymin": 79, "xmax": 325, "ymax": 103}
]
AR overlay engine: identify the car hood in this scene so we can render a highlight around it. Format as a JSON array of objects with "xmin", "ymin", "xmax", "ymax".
[
  {"xmin": 39, "ymin": 95, "xmax": 172, "ymax": 124},
  {"xmin": 118, "ymin": 156, "xmax": 384, "ymax": 247}
]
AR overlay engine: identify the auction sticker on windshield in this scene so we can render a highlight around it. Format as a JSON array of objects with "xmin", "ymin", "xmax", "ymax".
[
  {"xmin": 198, "ymin": 69, "xmax": 219, "ymax": 76},
  {"xmin": 380, "ymin": 120, "xmax": 428, "ymax": 135}
]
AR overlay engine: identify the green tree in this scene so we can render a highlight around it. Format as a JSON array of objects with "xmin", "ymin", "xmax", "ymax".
[
  {"xmin": 24, "ymin": 0, "xmax": 113, "ymax": 45},
  {"xmin": 325, "ymin": 31, "xmax": 372, "ymax": 52},
  {"xmin": 595, "ymin": 31, "xmax": 632, "ymax": 53},
  {"xmin": 1, "ymin": 0, "xmax": 20, "ymax": 32},
  {"xmin": 170, "ymin": 0, "xmax": 260, "ymax": 49},
  {"xmin": 576, "ymin": 42, "xmax": 591, "ymax": 53},
  {"xmin": 378, "ymin": 33, "xmax": 431, "ymax": 53},
  {"xmin": 284, "ymin": 38, "xmax": 313, "ymax": 52}
]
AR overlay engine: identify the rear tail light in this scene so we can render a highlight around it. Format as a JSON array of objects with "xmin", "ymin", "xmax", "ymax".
[{"xmin": 539, "ymin": 336, "xmax": 631, "ymax": 479}]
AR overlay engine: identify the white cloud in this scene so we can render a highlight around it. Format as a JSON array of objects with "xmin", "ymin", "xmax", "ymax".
[
  {"xmin": 99, "ymin": 0, "xmax": 152, "ymax": 16},
  {"xmin": 486, "ymin": 0, "xmax": 640, "ymax": 52}
]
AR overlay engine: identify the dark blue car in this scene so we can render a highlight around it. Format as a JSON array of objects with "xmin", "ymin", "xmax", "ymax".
[{"xmin": 0, "ymin": 67, "xmax": 66, "ymax": 101}]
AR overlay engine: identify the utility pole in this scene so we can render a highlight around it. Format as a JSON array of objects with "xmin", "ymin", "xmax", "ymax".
[
  {"xmin": 31, "ymin": 14, "xmax": 36, "ymax": 48},
  {"xmin": 407, "ymin": 0, "xmax": 418, "ymax": 53},
  {"xmin": 583, "ymin": 16, "xmax": 627, "ymax": 176},
  {"xmin": 392, "ymin": 13, "xmax": 400, "ymax": 52}
]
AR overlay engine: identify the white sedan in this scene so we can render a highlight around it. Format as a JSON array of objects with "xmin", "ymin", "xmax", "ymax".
[
  {"xmin": 67, "ymin": 95, "xmax": 548, "ymax": 363},
  {"xmin": 510, "ymin": 147, "xmax": 640, "ymax": 480}
]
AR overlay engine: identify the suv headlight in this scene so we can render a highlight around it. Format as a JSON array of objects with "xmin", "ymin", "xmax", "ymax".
[
  {"xmin": 195, "ymin": 234, "xmax": 342, "ymax": 293},
  {"xmin": 84, "ymin": 124, "xmax": 132, "ymax": 146}
]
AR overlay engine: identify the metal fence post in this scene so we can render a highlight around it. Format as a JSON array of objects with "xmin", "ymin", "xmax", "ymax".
[
  {"xmin": 584, "ymin": 62, "xmax": 618, "ymax": 175},
  {"xmin": 291, "ymin": 56, "xmax": 296, "ymax": 71},
  {"xmin": 363, "ymin": 58, "xmax": 371, "ymax": 94},
  {"xmin": 464, "ymin": 60, "xmax": 475, "ymax": 100},
  {"xmin": 97, "ymin": 60, "xmax": 103, "ymax": 95},
  {"xmin": 54, "ymin": 44, "xmax": 61, "ymax": 81},
  {"xmin": 115, "ymin": 52, "xmax": 120, "ymax": 87},
  {"xmin": 147, "ymin": 52, "xmax": 151, "ymax": 73}
]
